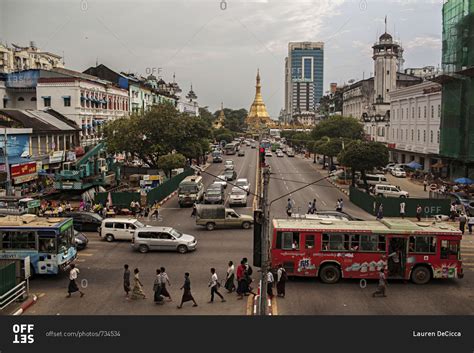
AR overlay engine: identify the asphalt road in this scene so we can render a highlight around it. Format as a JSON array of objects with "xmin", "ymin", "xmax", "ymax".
[
  {"xmin": 266, "ymin": 153, "xmax": 474, "ymax": 315},
  {"xmin": 26, "ymin": 145, "xmax": 259, "ymax": 315}
]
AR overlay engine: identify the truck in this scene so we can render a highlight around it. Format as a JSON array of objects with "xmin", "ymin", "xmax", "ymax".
[{"xmin": 195, "ymin": 204, "xmax": 253, "ymax": 231}]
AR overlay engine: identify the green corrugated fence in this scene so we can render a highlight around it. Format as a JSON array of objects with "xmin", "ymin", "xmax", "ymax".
[
  {"xmin": 349, "ymin": 186, "xmax": 451, "ymax": 218},
  {"xmin": 0, "ymin": 262, "xmax": 16, "ymax": 297},
  {"xmin": 95, "ymin": 192, "xmax": 141, "ymax": 209},
  {"xmin": 146, "ymin": 168, "xmax": 194, "ymax": 206}
]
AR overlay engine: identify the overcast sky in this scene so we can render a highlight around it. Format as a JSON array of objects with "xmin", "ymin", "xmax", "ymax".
[{"xmin": 1, "ymin": 0, "xmax": 443, "ymax": 117}]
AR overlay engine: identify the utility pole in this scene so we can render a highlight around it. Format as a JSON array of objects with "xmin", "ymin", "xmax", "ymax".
[
  {"xmin": 3, "ymin": 128, "xmax": 11, "ymax": 196},
  {"xmin": 259, "ymin": 166, "xmax": 270, "ymax": 315}
]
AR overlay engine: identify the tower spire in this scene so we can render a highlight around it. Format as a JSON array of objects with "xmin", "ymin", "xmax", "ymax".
[{"xmin": 385, "ymin": 15, "xmax": 387, "ymax": 34}]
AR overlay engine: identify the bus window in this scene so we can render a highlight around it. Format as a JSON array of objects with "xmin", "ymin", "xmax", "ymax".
[
  {"xmin": 322, "ymin": 234, "xmax": 349, "ymax": 251},
  {"xmin": 349, "ymin": 234, "xmax": 360, "ymax": 251},
  {"xmin": 11, "ymin": 232, "xmax": 36, "ymax": 250},
  {"xmin": 440, "ymin": 240, "xmax": 459, "ymax": 259},
  {"xmin": 360, "ymin": 235, "xmax": 378, "ymax": 252},
  {"xmin": 305, "ymin": 235, "xmax": 315, "ymax": 249},
  {"xmin": 39, "ymin": 236, "xmax": 56, "ymax": 253},
  {"xmin": 1, "ymin": 231, "xmax": 11, "ymax": 249},
  {"xmin": 278, "ymin": 232, "xmax": 295, "ymax": 250},
  {"xmin": 410, "ymin": 236, "xmax": 436, "ymax": 254},
  {"xmin": 377, "ymin": 235, "xmax": 386, "ymax": 252},
  {"xmin": 449, "ymin": 242, "xmax": 459, "ymax": 258}
]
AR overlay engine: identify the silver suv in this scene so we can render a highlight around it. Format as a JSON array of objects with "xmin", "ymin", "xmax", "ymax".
[{"xmin": 132, "ymin": 227, "xmax": 197, "ymax": 254}]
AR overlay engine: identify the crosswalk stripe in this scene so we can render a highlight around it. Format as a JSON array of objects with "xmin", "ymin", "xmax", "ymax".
[
  {"xmin": 78, "ymin": 253, "xmax": 94, "ymax": 257},
  {"xmin": 76, "ymin": 259, "xmax": 86, "ymax": 262}
]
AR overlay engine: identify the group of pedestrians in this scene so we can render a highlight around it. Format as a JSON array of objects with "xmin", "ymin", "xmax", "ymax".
[
  {"xmin": 306, "ymin": 199, "xmax": 317, "ymax": 214},
  {"xmin": 265, "ymin": 264, "xmax": 288, "ymax": 299}
]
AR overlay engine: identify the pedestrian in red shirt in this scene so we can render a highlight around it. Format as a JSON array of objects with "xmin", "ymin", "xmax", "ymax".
[{"xmin": 236, "ymin": 261, "xmax": 246, "ymax": 299}]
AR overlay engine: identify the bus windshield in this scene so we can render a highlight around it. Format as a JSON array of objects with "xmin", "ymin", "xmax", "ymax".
[
  {"xmin": 180, "ymin": 185, "xmax": 198, "ymax": 193},
  {"xmin": 58, "ymin": 226, "xmax": 74, "ymax": 253}
]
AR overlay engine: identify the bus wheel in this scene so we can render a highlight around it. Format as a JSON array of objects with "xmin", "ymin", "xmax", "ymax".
[
  {"xmin": 206, "ymin": 222, "xmax": 216, "ymax": 231},
  {"xmin": 411, "ymin": 266, "xmax": 431, "ymax": 284},
  {"xmin": 319, "ymin": 264, "xmax": 341, "ymax": 284}
]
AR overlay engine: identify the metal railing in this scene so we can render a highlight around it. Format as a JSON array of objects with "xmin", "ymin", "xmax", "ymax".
[{"xmin": 0, "ymin": 281, "xmax": 26, "ymax": 310}]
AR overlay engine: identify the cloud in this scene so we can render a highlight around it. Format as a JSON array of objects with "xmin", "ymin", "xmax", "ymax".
[{"xmin": 405, "ymin": 36, "xmax": 441, "ymax": 50}]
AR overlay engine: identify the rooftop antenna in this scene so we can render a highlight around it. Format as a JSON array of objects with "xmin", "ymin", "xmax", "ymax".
[
  {"xmin": 385, "ymin": 15, "xmax": 388, "ymax": 34},
  {"xmin": 62, "ymin": 51, "xmax": 65, "ymax": 65},
  {"xmin": 173, "ymin": 72, "xmax": 176, "ymax": 83}
]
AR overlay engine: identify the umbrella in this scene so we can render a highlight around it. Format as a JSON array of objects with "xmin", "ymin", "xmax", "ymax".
[
  {"xmin": 406, "ymin": 161, "xmax": 422, "ymax": 170},
  {"xmin": 454, "ymin": 177, "xmax": 474, "ymax": 185}
]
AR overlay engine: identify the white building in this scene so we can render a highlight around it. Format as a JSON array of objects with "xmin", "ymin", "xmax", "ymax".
[
  {"xmin": 0, "ymin": 42, "xmax": 64, "ymax": 73},
  {"xmin": 387, "ymin": 81, "xmax": 442, "ymax": 170},
  {"xmin": 177, "ymin": 85, "xmax": 199, "ymax": 116},
  {"xmin": 36, "ymin": 68, "xmax": 129, "ymax": 146}
]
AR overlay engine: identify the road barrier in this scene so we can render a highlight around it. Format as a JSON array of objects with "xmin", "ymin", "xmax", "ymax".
[{"xmin": 349, "ymin": 186, "xmax": 451, "ymax": 218}]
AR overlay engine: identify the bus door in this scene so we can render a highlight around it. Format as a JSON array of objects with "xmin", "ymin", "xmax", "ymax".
[
  {"xmin": 387, "ymin": 237, "xmax": 407, "ymax": 278},
  {"xmin": 300, "ymin": 233, "xmax": 317, "ymax": 276}
]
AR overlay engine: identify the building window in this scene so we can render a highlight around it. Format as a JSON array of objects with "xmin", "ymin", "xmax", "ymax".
[
  {"xmin": 412, "ymin": 107, "xmax": 415, "ymax": 119},
  {"xmin": 437, "ymin": 131, "xmax": 440, "ymax": 143},
  {"xmin": 401, "ymin": 109, "xmax": 403, "ymax": 119},
  {"xmin": 431, "ymin": 105, "xmax": 434, "ymax": 118},
  {"xmin": 406, "ymin": 129, "xmax": 408, "ymax": 141},
  {"xmin": 387, "ymin": 70, "xmax": 390, "ymax": 75},
  {"xmin": 397, "ymin": 129, "xmax": 399, "ymax": 139},
  {"xmin": 412, "ymin": 130, "xmax": 414, "ymax": 141},
  {"xmin": 417, "ymin": 130, "xmax": 420, "ymax": 141},
  {"xmin": 63, "ymin": 97, "xmax": 71, "ymax": 107},
  {"xmin": 43, "ymin": 97, "xmax": 51, "ymax": 107},
  {"xmin": 423, "ymin": 130, "xmax": 426, "ymax": 142},
  {"xmin": 438, "ymin": 104, "xmax": 441, "ymax": 117},
  {"xmin": 418, "ymin": 106, "xmax": 421, "ymax": 118},
  {"xmin": 430, "ymin": 131, "xmax": 434, "ymax": 143},
  {"xmin": 424, "ymin": 106, "xmax": 427, "ymax": 118},
  {"xmin": 406, "ymin": 108, "xmax": 408, "ymax": 119}
]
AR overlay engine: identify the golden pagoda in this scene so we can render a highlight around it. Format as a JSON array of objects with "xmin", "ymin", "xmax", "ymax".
[
  {"xmin": 246, "ymin": 69, "xmax": 271, "ymax": 130},
  {"xmin": 213, "ymin": 102, "xmax": 225, "ymax": 129}
]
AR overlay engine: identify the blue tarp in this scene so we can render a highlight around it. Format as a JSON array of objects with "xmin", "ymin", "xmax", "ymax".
[
  {"xmin": 406, "ymin": 161, "xmax": 422, "ymax": 169},
  {"xmin": 454, "ymin": 177, "xmax": 474, "ymax": 185}
]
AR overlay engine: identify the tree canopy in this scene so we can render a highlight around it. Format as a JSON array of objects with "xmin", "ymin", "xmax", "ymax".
[
  {"xmin": 311, "ymin": 116, "xmax": 364, "ymax": 141},
  {"xmin": 158, "ymin": 153, "xmax": 186, "ymax": 178},
  {"xmin": 104, "ymin": 103, "xmax": 211, "ymax": 168}
]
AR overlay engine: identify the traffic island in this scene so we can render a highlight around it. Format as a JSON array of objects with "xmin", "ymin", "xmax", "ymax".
[{"xmin": 12, "ymin": 294, "xmax": 38, "ymax": 316}]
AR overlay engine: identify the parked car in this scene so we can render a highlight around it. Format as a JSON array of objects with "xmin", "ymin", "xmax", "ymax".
[
  {"xmin": 214, "ymin": 175, "xmax": 228, "ymax": 189},
  {"xmin": 224, "ymin": 160, "xmax": 235, "ymax": 170},
  {"xmin": 383, "ymin": 163, "xmax": 397, "ymax": 173},
  {"xmin": 356, "ymin": 174, "xmax": 389, "ymax": 187},
  {"xmin": 277, "ymin": 151, "xmax": 284, "ymax": 157},
  {"xmin": 229, "ymin": 187, "xmax": 248, "ymax": 207},
  {"xmin": 224, "ymin": 169, "xmax": 237, "ymax": 181},
  {"xmin": 391, "ymin": 168, "xmax": 407, "ymax": 178},
  {"xmin": 373, "ymin": 184, "xmax": 409, "ymax": 198},
  {"xmin": 235, "ymin": 178, "xmax": 250, "ymax": 194},
  {"xmin": 287, "ymin": 149, "xmax": 295, "ymax": 157},
  {"xmin": 99, "ymin": 218, "xmax": 147, "ymax": 242},
  {"xmin": 74, "ymin": 230, "xmax": 89, "ymax": 250},
  {"xmin": 238, "ymin": 149, "xmax": 245, "ymax": 157},
  {"xmin": 195, "ymin": 204, "xmax": 253, "ymax": 231},
  {"xmin": 64, "ymin": 211, "xmax": 103, "ymax": 232},
  {"xmin": 132, "ymin": 227, "xmax": 197, "ymax": 254},
  {"xmin": 204, "ymin": 184, "xmax": 225, "ymax": 204}
]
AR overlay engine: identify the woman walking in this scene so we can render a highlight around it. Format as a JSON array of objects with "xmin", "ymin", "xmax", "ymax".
[
  {"xmin": 224, "ymin": 261, "xmax": 235, "ymax": 293},
  {"xmin": 177, "ymin": 273, "xmax": 198, "ymax": 309},
  {"xmin": 66, "ymin": 264, "xmax": 84, "ymax": 298},
  {"xmin": 159, "ymin": 267, "xmax": 172, "ymax": 301},
  {"xmin": 131, "ymin": 268, "xmax": 146, "ymax": 300},
  {"xmin": 276, "ymin": 264, "xmax": 287, "ymax": 298},
  {"xmin": 123, "ymin": 264, "xmax": 131, "ymax": 298}
]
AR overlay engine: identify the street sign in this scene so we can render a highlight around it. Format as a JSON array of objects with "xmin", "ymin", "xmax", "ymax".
[{"xmin": 430, "ymin": 184, "xmax": 438, "ymax": 191}]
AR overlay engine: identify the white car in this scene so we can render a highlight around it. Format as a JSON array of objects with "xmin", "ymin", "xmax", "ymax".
[
  {"xmin": 265, "ymin": 150, "xmax": 273, "ymax": 157},
  {"xmin": 235, "ymin": 178, "xmax": 250, "ymax": 194},
  {"xmin": 391, "ymin": 168, "xmax": 406, "ymax": 178},
  {"xmin": 214, "ymin": 175, "xmax": 228, "ymax": 189},
  {"xmin": 374, "ymin": 184, "xmax": 409, "ymax": 198},
  {"xmin": 384, "ymin": 163, "xmax": 396, "ymax": 173},
  {"xmin": 277, "ymin": 151, "xmax": 284, "ymax": 157},
  {"xmin": 229, "ymin": 187, "xmax": 248, "ymax": 206},
  {"xmin": 224, "ymin": 160, "xmax": 234, "ymax": 170}
]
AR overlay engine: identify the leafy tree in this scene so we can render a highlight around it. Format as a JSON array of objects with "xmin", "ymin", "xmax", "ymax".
[
  {"xmin": 214, "ymin": 108, "xmax": 248, "ymax": 133},
  {"xmin": 158, "ymin": 153, "xmax": 186, "ymax": 179},
  {"xmin": 338, "ymin": 141, "xmax": 389, "ymax": 190},
  {"xmin": 199, "ymin": 107, "xmax": 215, "ymax": 128},
  {"xmin": 311, "ymin": 116, "xmax": 364, "ymax": 141}
]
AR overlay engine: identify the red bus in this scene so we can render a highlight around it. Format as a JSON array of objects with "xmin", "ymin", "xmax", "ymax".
[{"xmin": 271, "ymin": 218, "xmax": 464, "ymax": 284}]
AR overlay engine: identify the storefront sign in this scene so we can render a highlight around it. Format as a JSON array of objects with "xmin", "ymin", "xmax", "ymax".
[
  {"xmin": 11, "ymin": 162, "xmax": 37, "ymax": 177},
  {"xmin": 67, "ymin": 151, "xmax": 77, "ymax": 162},
  {"xmin": 13, "ymin": 173, "xmax": 38, "ymax": 184},
  {"xmin": 49, "ymin": 150, "xmax": 65, "ymax": 164}
]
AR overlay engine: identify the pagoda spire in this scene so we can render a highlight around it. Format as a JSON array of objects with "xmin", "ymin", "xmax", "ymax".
[{"xmin": 246, "ymin": 69, "xmax": 271, "ymax": 130}]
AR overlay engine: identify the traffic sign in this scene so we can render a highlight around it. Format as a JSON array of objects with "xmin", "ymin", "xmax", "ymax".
[{"xmin": 429, "ymin": 184, "xmax": 438, "ymax": 191}]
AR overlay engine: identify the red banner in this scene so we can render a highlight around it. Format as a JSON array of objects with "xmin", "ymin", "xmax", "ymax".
[{"xmin": 11, "ymin": 162, "xmax": 37, "ymax": 177}]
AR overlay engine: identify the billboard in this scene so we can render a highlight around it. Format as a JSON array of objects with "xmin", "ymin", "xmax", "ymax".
[
  {"xmin": 6, "ymin": 70, "xmax": 40, "ymax": 88},
  {"xmin": 0, "ymin": 134, "xmax": 30, "ymax": 158},
  {"xmin": 11, "ymin": 162, "xmax": 37, "ymax": 177}
]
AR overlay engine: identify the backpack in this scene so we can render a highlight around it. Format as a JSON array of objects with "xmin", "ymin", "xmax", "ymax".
[{"xmin": 246, "ymin": 265, "xmax": 253, "ymax": 276}]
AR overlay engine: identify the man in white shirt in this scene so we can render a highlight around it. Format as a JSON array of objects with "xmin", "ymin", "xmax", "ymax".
[
  {"xmin": 468, "ymin": 215, "xmax": 474, "ymax": 234},
  {"xmin": 399, "ymin": 202, "xmax": 406, "ymax": 219},
  {"xmin": 66, "ymin": 264, "xmax": 84, "ymax": 298},
  {"xmin": 266, "ymin": 271, "xmax": 274, "ymax": 299},
  {"xmin": 208, "ymin": 268, "xmax": 225, "ymax": 303}
]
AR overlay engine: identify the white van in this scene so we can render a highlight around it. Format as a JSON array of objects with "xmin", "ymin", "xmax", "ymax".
[
  {"xmin": 99, "ymin": 218, "xmax": 146, "ymax": 242},
  {"xmin": 374, "ymin": 184, "xmax": 409, "ymax": 198},
  {"xmin": 178, "ymin": 175, "xmax": 204, "ymax": 207},
  {"xmin": 357, "ymin": 174, "xmax": 389, "ymax": 187}
]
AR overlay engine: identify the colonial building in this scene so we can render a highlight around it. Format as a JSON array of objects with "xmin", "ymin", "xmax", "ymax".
[
  {"xmin": 387, "ymin": 81, "xmax": 442, "ymax": 171},
  {"xmin": 177, "ymin": 85, "xmax": 199, "ymax": 116},
  {"xmin": 0, "ymin": 42, "xmax": 64, "ymax": 73},
  {"xmin": 342, "ymin": 28, "xmax": 422, "ymax": 142}
]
